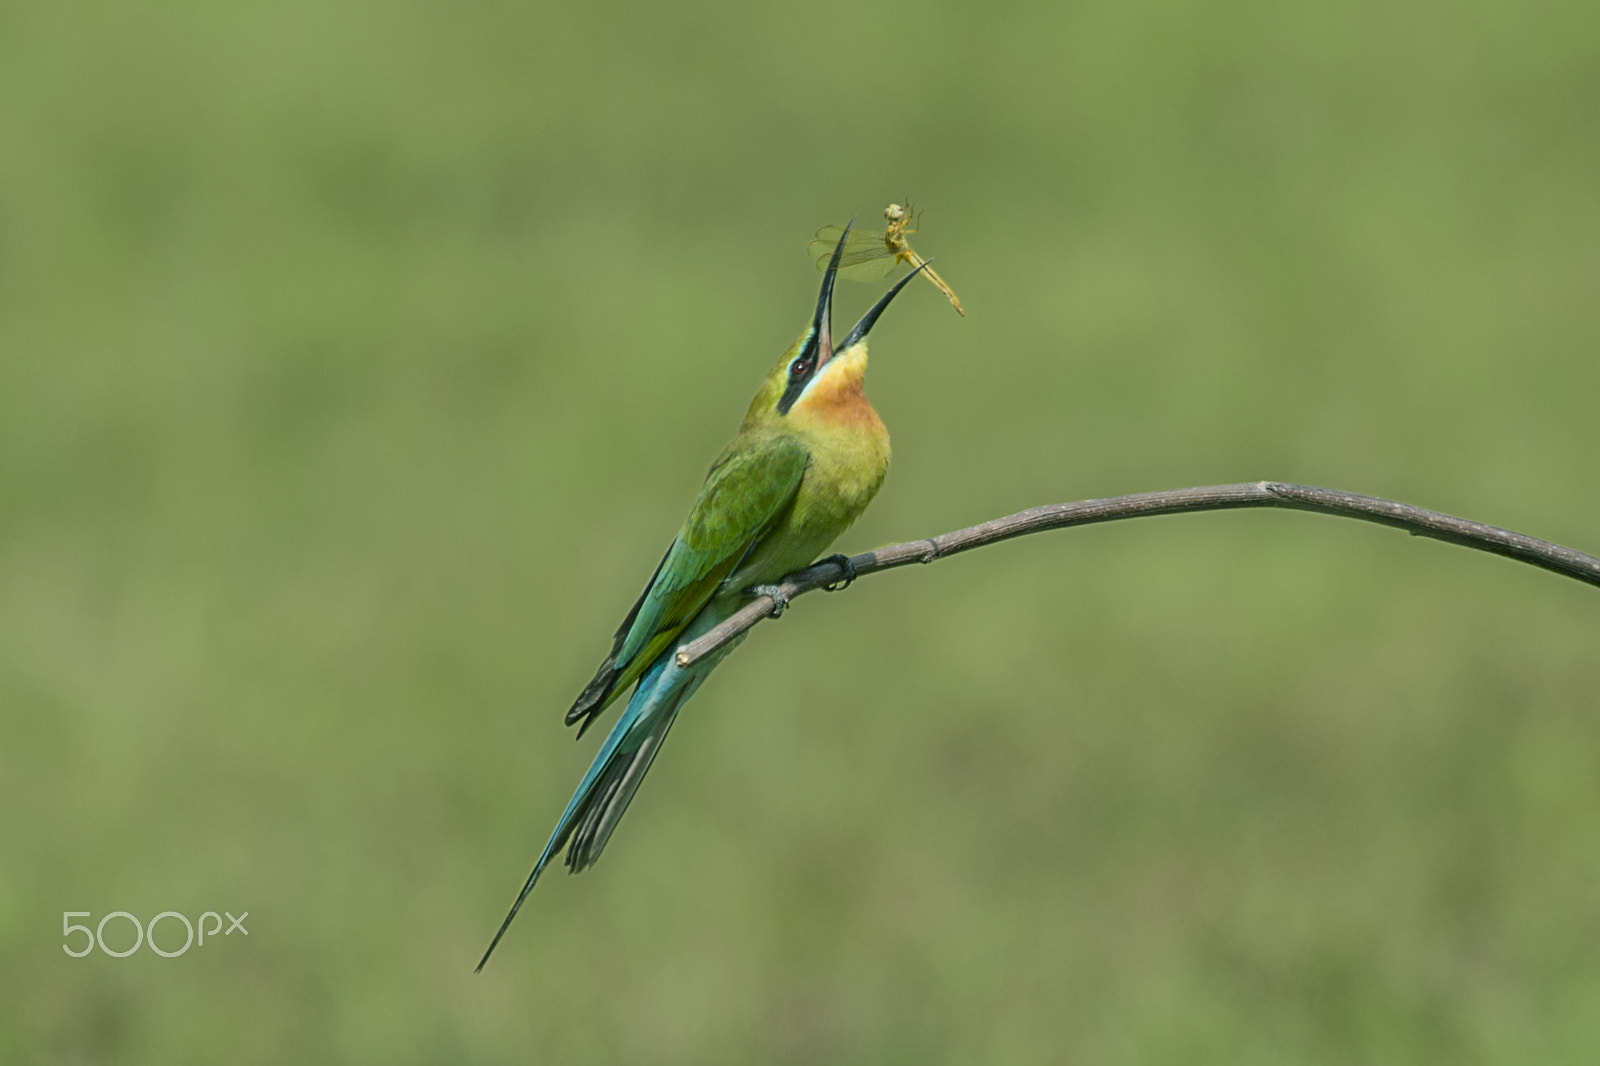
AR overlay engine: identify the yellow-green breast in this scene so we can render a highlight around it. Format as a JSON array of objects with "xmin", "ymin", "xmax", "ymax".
[{"xmin": 723, "ymin": 342, "xmax": 888, "ymax": 594}]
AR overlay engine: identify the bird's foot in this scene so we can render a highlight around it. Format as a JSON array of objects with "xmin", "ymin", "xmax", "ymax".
[
  {"xmin": 819, "ymin": 553, "xmax": 857, "ymax": 592},
  {"xmin": 747, "ymin": 584, "xmax": 791, "ymax": 617}
]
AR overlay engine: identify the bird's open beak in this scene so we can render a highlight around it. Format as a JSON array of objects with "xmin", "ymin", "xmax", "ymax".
[
  {"xmin": 807, "ymin": 217, "xmax": 928, "ymax": 368},
  {"xmin": 806, "ymin": 217, "xmax": 851, "ymax": 371}
]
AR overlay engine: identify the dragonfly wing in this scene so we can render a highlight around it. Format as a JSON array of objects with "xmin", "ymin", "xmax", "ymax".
[
  {"xmin": 807, "ymin": 225, "xmax": 900, "ymax": 280},
  {"xmin": 834, "ymin": 258, "xmax": 901, "ymax": 281}
]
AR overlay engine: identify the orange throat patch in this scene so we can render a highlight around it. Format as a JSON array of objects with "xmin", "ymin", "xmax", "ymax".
[{"xmin": 790, "ymin": 345, "xmax": 882, "ymax": 429}]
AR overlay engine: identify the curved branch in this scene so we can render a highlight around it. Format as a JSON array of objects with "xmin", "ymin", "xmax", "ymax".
[{"xmin": 675, "ymin": 481, "xmax": 1600, "ymax": 668}]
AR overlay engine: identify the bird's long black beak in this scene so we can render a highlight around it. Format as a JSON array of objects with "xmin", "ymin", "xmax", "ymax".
[
  {"xmin": 837, "ymin": 261, "xmax": 930, "ymax": 353},
  {"xmin": 806, "ymin": 217, "xmax": 852, "ymax": 369}
]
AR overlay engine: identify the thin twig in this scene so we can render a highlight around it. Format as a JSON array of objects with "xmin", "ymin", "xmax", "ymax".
[{"xmin": 675, "ymin": 481, "xmax": 1600, "ymax": 668}]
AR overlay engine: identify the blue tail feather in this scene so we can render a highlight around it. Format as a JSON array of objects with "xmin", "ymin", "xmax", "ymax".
[{"xmin": 476, "ymin": 607, "xmax": 739, "ymax": 970}]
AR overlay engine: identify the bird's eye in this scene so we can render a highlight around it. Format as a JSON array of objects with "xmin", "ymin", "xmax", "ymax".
[{"xmin": 790, "ymin": 360, "xmax": 809, "ymax": 377}]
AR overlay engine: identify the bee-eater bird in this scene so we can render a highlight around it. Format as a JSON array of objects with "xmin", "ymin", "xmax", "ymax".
[{"xmin": 477, "ymin": 224, "xmax": 924, "ymax": 970}]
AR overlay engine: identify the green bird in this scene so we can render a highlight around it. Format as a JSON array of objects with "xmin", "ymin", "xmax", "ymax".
[{"xmin": 477, "ymin": 224, "xmax": 924, "ymax": 970}]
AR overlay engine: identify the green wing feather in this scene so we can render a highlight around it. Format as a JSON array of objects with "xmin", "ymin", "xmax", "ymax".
[{"xmin": 565, "ymin": 434, "xmax": 810, "ymax": 735}]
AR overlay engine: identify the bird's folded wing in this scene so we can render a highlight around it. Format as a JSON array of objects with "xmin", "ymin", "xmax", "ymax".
[{"xmin": 565, "ymin": 434, "xmax": 809, "ymax": 733}]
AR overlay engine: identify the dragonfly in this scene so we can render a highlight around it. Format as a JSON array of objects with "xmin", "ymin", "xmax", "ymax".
[{"xmin": 807, "ymin": 203, "xmax": 965, "ymax": 316}]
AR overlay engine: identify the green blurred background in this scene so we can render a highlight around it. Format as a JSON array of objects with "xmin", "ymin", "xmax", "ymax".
[{"xmin": 3, "ymin": 0, "xmax": 1599, "ymax": 1062}]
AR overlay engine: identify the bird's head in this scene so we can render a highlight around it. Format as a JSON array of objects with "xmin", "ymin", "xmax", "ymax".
[{"xmin": 743, "ymin": 220, "xmax": 925, "ymax": 429}]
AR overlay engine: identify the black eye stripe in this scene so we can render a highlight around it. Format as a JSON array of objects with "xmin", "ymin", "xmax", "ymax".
[
  {"xmin": 777, "ymin": 330, "xmax": 823, "ymax": 415},
  {"xmin": 777, "ymin": 356, "xmax": 816, "ymax": 415}
]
